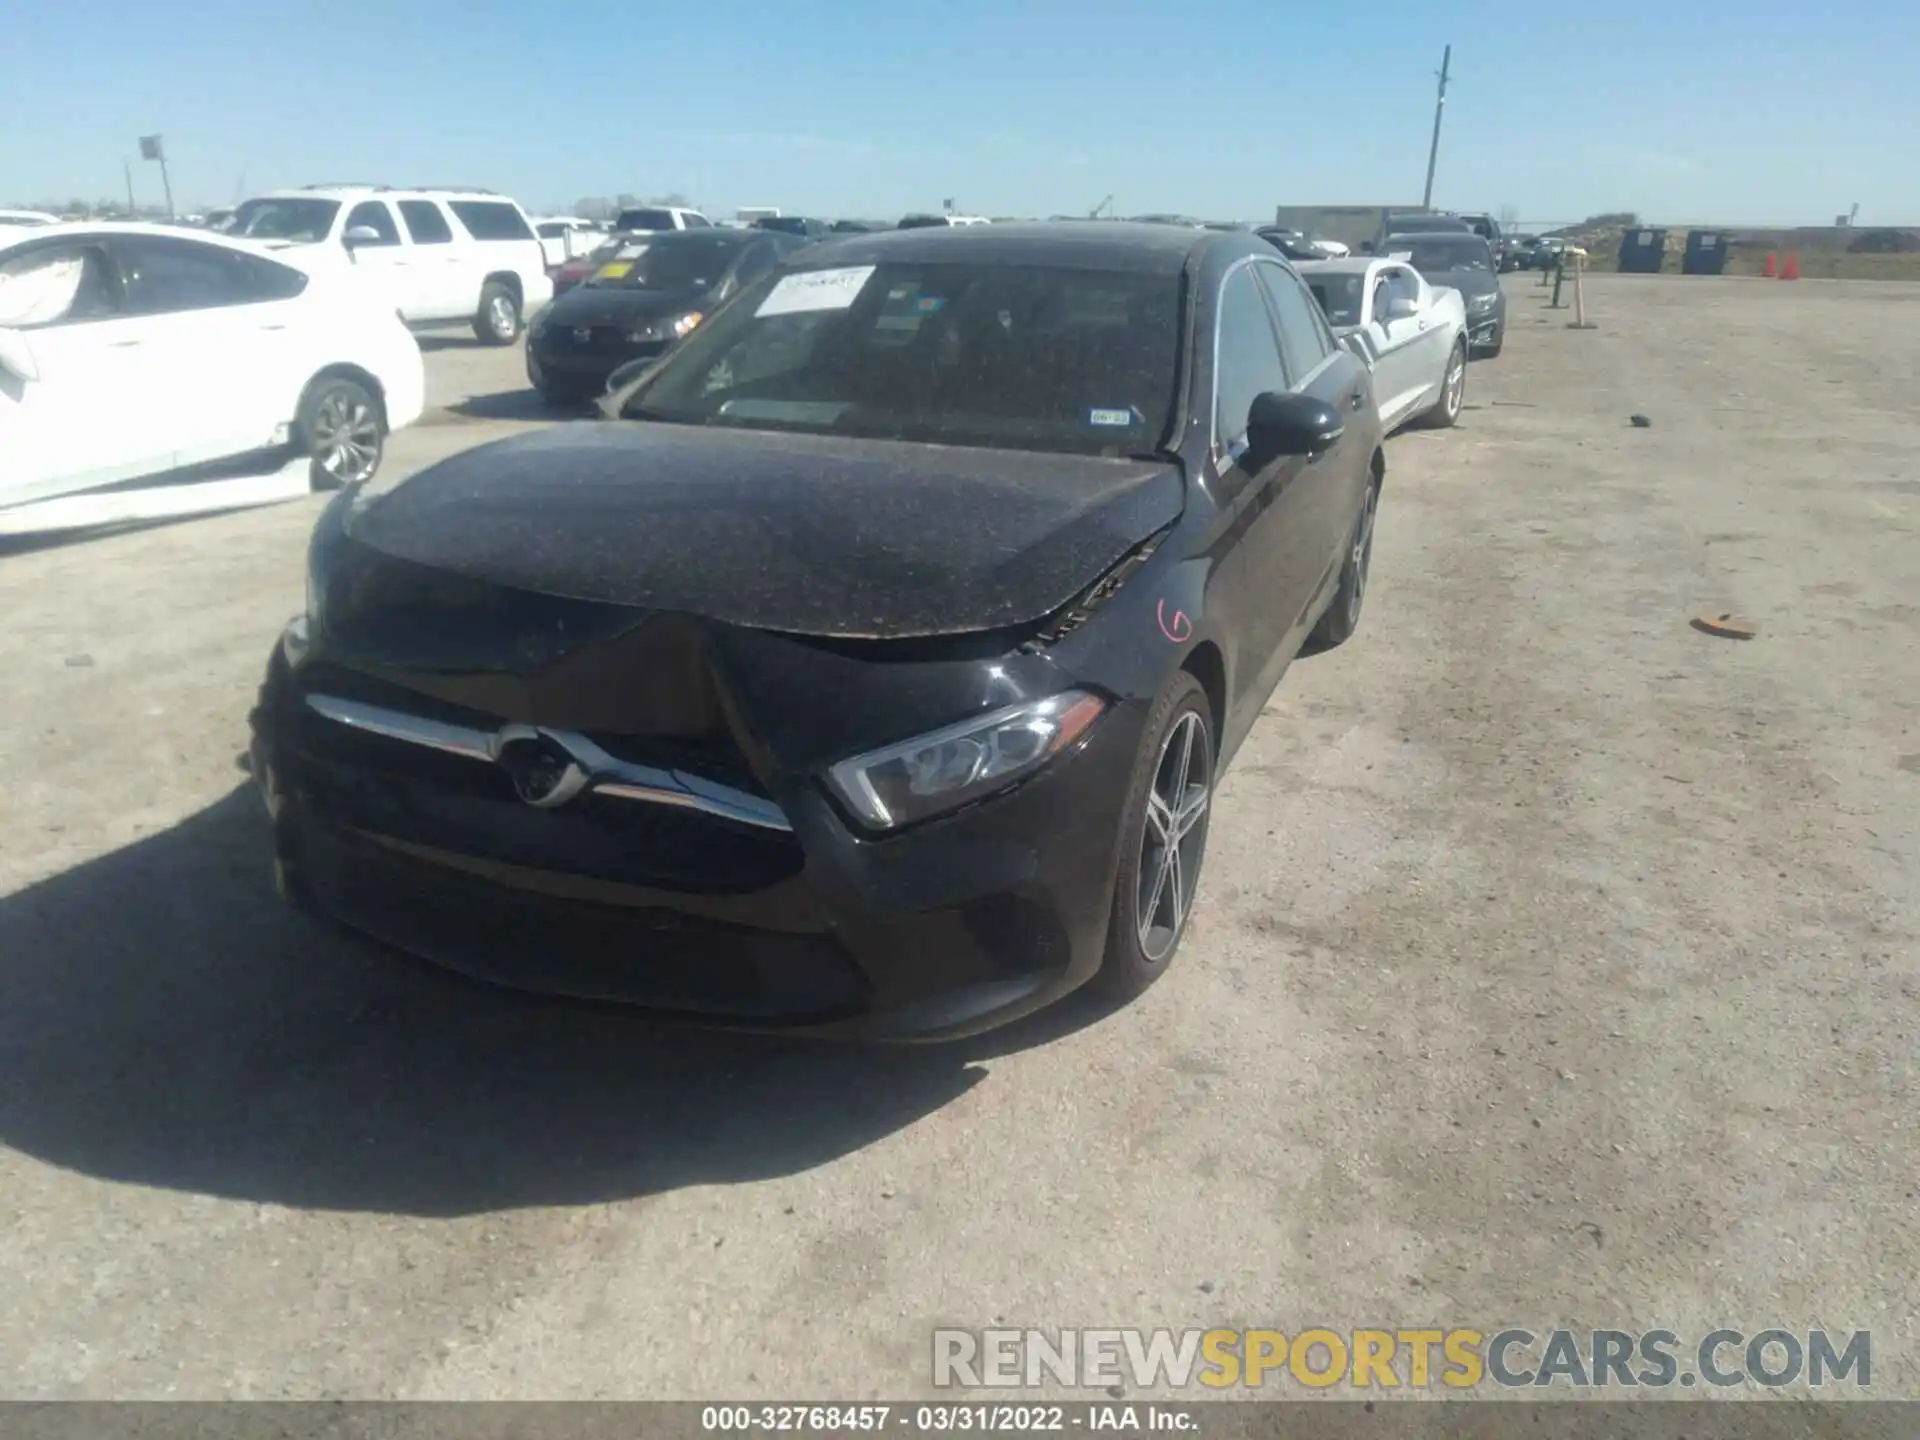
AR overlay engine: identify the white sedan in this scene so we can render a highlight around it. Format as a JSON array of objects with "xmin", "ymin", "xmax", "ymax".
[
  {"xmin": 0, "ymin": 223, "xmax": 424, "ymax": 534},
  {"xmin": 1296, "ymin": 256, "xmax": 1467, "ymax": 433}
]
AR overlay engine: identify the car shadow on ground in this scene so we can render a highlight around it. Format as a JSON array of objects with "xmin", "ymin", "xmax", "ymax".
[
  {"xmin": 415, "ymin": 336, "xmax": 493, "ymax": 354},
  {"xmin": 0, "ymin": 785, "xmax": 1121, "ymax": 1217},
  {"xmin": 447, "ymin": 390, "xmax": 601, "ymax": 422}
]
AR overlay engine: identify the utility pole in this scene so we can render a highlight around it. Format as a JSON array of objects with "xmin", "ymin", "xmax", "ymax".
[
  {"xmin": 124, "ymin": 161, "xmax": 136, "ymax": 217},
  {"xmin": 1421, "ymin": 44, "xmax": 1451, "ymax": 210}
]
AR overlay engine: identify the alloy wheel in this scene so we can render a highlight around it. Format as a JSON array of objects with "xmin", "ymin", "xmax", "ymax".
[
  {"xmin": 489, "ymin": 294, "xmax": 517, "ymax": 339},
  {"xmin": 1348, "ymin": 479, "xmax": 1380, "ymax": 622},
  {"xmin": 1136, "ymin": 710, "xmax": 1213, "ymax": 963},
  {"xmin": 311, "ymin": 389, "xmax": 381, "ymax": 485},
  {"xmin": 1444, "ymin": 346, "xmax": 1466, "ymax": 418}
]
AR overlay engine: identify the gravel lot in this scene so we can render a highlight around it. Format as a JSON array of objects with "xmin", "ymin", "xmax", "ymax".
[{"xmin": 1, "ymin": 275, "xmax": 1915, "ymax": 1399}]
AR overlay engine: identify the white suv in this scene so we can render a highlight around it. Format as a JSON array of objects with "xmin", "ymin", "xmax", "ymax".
[
  {"xmin": 226, "ymin": 186, "xmax": 554, "ymax": 345},
  {"xmin": 613, "ymin": 204, "xmax": 714, "ymax": 236}
]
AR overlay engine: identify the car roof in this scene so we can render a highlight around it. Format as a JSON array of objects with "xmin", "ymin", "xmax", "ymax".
[
  {"xmin": 784, "ymin": 220, "xmax": 1231, "ymax": 274},
  {"xmin": 1385, "ymin": 230, "xmax": 1489, "ymax": 243},
  {"xmin": 250, "ymin": 186, "xmax": 515, "ymax": 202},
  {"xmin": 1296, "ymin": 257, "xmax": 1404, "ymax": 276}
]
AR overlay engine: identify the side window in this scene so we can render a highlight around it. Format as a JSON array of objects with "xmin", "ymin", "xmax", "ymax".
[
  {"xmin": 1213, "ymin": 266, "xmax": 1289, "ymax": 444},
  {"xmin": 229, "ymin": 250, "xmax": 310, "ymax": 302},
  {"xmin": 0, "ymin": 242, "xmax": 122, "ymax": 328},
  {"xmin": 1258, "ymin": 265, "xmax": 1335, "ymax": 380},
  {"xmin": 446, "ymin": 201, "xmax": 536, "ymax": 242},
  {"xmin": 682, "ymin": 212, "xmax": 713, "ymax": 229},
  {"xmin": 396, "ymin": 200, "xmax": 454, "ymax": 245},
  {"xmin": 114, "ymin": 237, "xmax": 304, "ymax": 315},
  {"xmin": 344, "ymin": 200, "xmax": 401, "ymax": 247}
]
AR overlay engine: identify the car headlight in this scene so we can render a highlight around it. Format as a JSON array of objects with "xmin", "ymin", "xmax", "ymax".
[
  {"xmin": 630, "ymin": 311, "xmax": 704, "ymax": 343},
  {"xmin": 825, "ymin": 691, "xmax": 1107, "ymax": 830},
  {"xmin": 280, "ymin": 613, "xmax": 310, "ymax": 667},
  {"xmin": 1468, "ymin": 292, "xmax": 1498, "ymax": 313}
]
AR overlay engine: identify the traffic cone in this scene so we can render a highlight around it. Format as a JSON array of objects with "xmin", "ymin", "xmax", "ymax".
[
  {"xmin": 1762, "ymin": 253, "xmax": 1777, "ymax": 277},
  {"xmin": 1781, "ymin": 253, "xmax": 1800, "ymax": 281}
]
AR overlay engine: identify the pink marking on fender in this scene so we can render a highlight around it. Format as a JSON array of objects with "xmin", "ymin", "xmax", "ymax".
[{"xmin": 1156, "ymin": 598, "xmax": 1192, "ymax": 643}]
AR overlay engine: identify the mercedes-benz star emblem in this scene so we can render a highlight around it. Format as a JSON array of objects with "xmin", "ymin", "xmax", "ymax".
[{"xmin": 491, "ymin": 726, "xmax": 592, "ymax": 809}]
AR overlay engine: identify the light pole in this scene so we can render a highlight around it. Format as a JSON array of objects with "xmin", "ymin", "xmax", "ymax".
[{"xmin": 1421, "ymin": 45, "xmax": 1451, "ymax": 210}]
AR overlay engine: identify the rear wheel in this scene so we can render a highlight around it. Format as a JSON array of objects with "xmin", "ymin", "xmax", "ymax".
[
  {"xmin": 1305, "ymin": 466, "xmax": 1381, "ymax": 652},
  {"xmin": 474, "ymin": 281, "xmax": 522, "ymax": 345},
  {"xmin": 1095, "ymin": 670, "xmax": 1214, "ymax": 1001},
  {"xmin": 297, "ymin": 376, "xmax": 385, "ymax": 492},
  {"xmin": 1418, "ymin": 339, "xmax": 1467, "ymax": 428}
]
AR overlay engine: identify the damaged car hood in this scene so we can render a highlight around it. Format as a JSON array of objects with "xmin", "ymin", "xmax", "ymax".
[{"xmin": 343, "ymin": 423, "xmax": 1185, "ymax": 639}]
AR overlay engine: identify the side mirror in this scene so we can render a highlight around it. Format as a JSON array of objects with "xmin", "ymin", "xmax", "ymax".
[
  {"xmin": 1246, "ymin": 391, "xmax": 1345, "ymax": 457},
  {"xmin": 1383, "ymin": 296, "xmax": 1419, "ymax": 320},
  {"xmin": 342, "ymin": 225, "xmax": 382, "ymax": 248},
  {"xmin": 0, "ymin": 327, "xmax": 38, "ymax": 383}
]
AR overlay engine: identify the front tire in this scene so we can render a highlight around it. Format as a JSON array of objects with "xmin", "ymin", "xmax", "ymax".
[
  {"xmin": 1094, "ymin": 670, "xmax": 1215, "ymax": 1001},
  {"xmin": 1418, "ymin": 338, "xmax": 1467, "ymax": 429},
  {"xmin": 1305, "ymin": 466, "xmax": 1381, "ymax": 652},
  {"xmin": 297, "ymin": 376, "xmax": 385, "ymax": 492},
  {"xmin": 474, "ymin": 281, "xmax": 522, "ymax": 345}
]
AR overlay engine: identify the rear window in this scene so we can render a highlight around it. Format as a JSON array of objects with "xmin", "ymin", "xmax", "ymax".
[
  {"xmin": 1400, "ymin": 237, "xmax": 1495, "ymax": 273},
  {"xmin": 447, "ymin": 200, "xmax": 535, "ymax": 242},
  {"xmin": 616, "ymin": 209, "xmax": 677, "ymax": 232}
]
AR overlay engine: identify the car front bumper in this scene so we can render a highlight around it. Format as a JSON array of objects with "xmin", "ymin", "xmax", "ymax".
[
  {"xmin": 526, "ymin": 336, "xmax": 672, "ymax": 395},
  {"xmin": 248, "ymin": 650, "xmax": 1146, "ymax": 1042}
]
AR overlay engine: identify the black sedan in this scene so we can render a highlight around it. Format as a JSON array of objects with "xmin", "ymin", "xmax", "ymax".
[
  {"xmin": 753, "ymin": 215, "xmax": 833, "ymax": 240},
  {"xmin": 250, "ymin": 223, "xmax": 1387, "ymax": 1040},
  {"xmin": 525, "ymin": 229, "xmax": 807, "ymax": 401},
  {"xmin": 1390, "ymin": 232, "xmax": 1507, "ymax": 357}
]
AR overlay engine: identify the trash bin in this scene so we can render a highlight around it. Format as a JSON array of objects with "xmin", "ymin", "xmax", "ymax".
[
  {"xmin": 1616, "ymin": 227, "xmax": 1668, "ymax": 274},
  {"xmin": 1682, "ymin": 229, "xmax": 1728, "ymax": 275}
]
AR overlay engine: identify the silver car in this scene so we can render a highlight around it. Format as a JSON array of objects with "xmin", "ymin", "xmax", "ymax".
[{"xmin": 1295, "ymin": 257, "xmax": 1468, "ymax": 432}]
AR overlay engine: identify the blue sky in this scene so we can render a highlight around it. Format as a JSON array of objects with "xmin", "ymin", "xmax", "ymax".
[{"xmin": 6, "ymin": 0, "xmax": 1915, "ymax": 226}]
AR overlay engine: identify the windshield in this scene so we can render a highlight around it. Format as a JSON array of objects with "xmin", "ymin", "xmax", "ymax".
[
  {"xmin": 1400, "ymin": 238, "xmax": 1494, "ymax": 273},
  {"xmin": 616, "ymin": 208, "xmax": 676, "ymax": 232},
  {"xmin": 227, "ymin": 197, "xmax": 340, "ymax": 242},
  {"xmin": 755, "ymin": 217, "xmax": 815, "ymax": 236},
  {"xmin": 586, "ymin": 233, "xmax": 744, "ymax": 291},
  {"xmin": 1305, "ymin": 275, "xmax": 1364, "ymax": 328},
  {"xmin": 619, "ymin": 261, "xmax": 1181, "ymax": 458}
]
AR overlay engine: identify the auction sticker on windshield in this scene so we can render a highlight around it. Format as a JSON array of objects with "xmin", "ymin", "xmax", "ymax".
[{"xmin": 757, "ymin": 266, "xmax": 877, "ymax": 317}]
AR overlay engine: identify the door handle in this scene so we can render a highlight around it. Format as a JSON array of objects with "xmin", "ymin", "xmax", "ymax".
[
  {"xmin": 258, "ymin": 324, "xmax": 287, "ymax": 332},
  {"xmin": 109, "ymin": 339, "xmax": 142, "ymax": 348}
]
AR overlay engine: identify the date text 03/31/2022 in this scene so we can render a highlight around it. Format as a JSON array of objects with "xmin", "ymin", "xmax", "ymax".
[{"xmin": 702, "ymin": 1406, "xmax": 1195, "ymax": 1433}]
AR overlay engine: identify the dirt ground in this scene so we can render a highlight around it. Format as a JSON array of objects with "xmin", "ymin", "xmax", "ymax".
[{"xmin": 1, "ymin": 274, "xmax": 1915, "ymax": 1399}]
